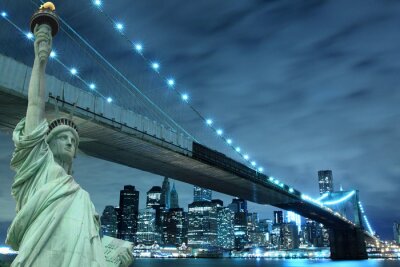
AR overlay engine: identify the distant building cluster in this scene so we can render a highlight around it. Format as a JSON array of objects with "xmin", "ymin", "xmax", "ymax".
[{"xmin": 100, "ymin": 171, "xmax": 343, "ymax": 250}]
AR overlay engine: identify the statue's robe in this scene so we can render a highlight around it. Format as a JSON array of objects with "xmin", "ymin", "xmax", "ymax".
[{"xmin": 6, "ymin": 118, "xmax": 107, "ymax": 267}]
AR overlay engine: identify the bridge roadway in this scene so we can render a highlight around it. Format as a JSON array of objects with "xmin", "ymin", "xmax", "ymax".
[{"xmin": 0, "ymin": 54, "xmax": 372, "ymax": 259}]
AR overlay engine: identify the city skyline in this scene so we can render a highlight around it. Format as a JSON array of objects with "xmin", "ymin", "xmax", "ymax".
[{"xmin": 0, "ymin": 0, "xmax": 399, "ymax": 245}]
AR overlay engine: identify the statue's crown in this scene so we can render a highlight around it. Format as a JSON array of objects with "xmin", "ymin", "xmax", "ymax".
[{"xmin": 48, "ymin": 117, "xmax": 79, "ymax": 135}]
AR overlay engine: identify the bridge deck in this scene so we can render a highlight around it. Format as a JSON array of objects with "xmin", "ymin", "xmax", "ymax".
[{"xmin": 0, "ymin": 54, "xmax": 365, "ymax": 231}]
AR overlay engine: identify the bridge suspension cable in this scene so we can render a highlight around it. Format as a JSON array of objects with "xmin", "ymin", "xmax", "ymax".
[
  {"xmin": 358, "ymin": 201, "xmax": 375, "ymax": 235},
  {"xmin": 88, "ymin": 0, "xmax": 265, "ymax": 172}
]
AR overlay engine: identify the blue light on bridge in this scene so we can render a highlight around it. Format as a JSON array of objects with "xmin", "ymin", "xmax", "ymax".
[
  {"xmin": 216, "ymin": 129, "xmax": 223, "ymax": 135},
  {"xmin": 1, "ymin": 11, "xmax": 7, "ymax": 17},
  {"xmin": 107, "ymin": 97, "xmax": 113, "ymax": 103},
  {"xmin": 235, "ymin": 147, "xmax": 241, "ymax": 152},
  {"xmin": 115, "ymin": 23, "xmax": 124, "ymax": 32},
  {"xmin": 50, "ymin": 51, "xmax": 57, "ymax": 58},
  {"xmin": 258, "ymin": 167, "xmax": 263, "ymax": 172},
  {"xmin": 93, "ymin": 0, "xmax": 102, "ymax": 7},
  {"xmin": 206, "ymin": 119, "xmax": 213, "ymax": 125},
  {"xmin": 251, "ymin": 161, "xmax": 256, "ymax": 166},
  {"xmin": 181, "ymin": 94, "xmax": 189, "ymax": 102},
  {"xmin": 243, "ymin": 154, "xmax": 249, "ymax": 160},
  {"xmin": 269, "ymin": 177, "xmax": 274, "ymax": 182},
  {"xmin": 70, "ymin": 68, "xmax": 78, "ymax": 75},
  {"xmin": 167, "ymin": 79, "xmax": 175, "ymax": 87},
  {"xmin": 25, "ymin": 32, "xmax": 34, "ymax": 40},
  {"xmin": 226, "ymin": 139, "xmax": 232, "ymax": 144},
  {"xmin": 289, "ymin": 188, "xmax": 294, "ymax": 193},
  {"xmin": 134, "ymin": 43, "xmax": 143, "ymax": 52},
  {"xmin": 151, "ymin": 62, "xmax": 160, "ymax": 71},
  {"xmin": 322, "ymin": 190, "xmax": 355, "ymax": 205},
  {"xmin": 89, "ymin": 83, "xmax": 96, "ymax": 90}
]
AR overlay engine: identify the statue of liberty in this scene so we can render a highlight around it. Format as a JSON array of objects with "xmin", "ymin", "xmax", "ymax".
[{"xmin": 5, "ymin": 3, "xmax": 132, "ymax": 267}]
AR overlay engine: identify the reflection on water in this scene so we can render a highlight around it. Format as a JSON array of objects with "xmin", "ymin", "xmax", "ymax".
[{"xmin": 132, "ymin": 258, "xmax": 400, "ymax": 267}]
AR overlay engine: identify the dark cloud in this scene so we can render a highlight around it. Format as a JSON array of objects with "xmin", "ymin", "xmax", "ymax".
[{"xmin": 0, "ymin": 0, "xmax": 399, "ymax": 241}]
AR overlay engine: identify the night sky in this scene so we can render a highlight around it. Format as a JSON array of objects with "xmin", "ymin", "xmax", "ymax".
[{"xmin": 0, "ymin": 0, "xmax": 399, "ymax": 244}]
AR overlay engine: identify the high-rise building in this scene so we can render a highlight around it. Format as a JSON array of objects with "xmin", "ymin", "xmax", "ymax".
[
  {"xmin": 281, "ymin": 222, "xmax": 299, "ymax": 249},
  {"xmin": 118, "ymin": 185, "xmax": 139, "ymax": 242},
  {"xmin": 193, "ymin": 186, "xmax": 212, "ymax": 202},
  {"xmin": 273, "ymin": 210, "xmax": 283, "ymax": 225},
  {"xmin": 136, "ymin": 208, "xmax": 161, "ymax": 245},
  {"xmin": 146, "ymin": 186, "xmax": 163, "ymax": 237},
  {"xmin": 228, "ymin": 198, "xmax": 247, "ymax": 213},
  {"xmin": 100, "ymin": 206, "xmax": 118, "ymax": 238},
  {"xmin": 394, "ymin": 222, "xmax": 400, "ymax": 244},
  {"xmin": 318, "ymin": 170, "xmax": 334, "ymax": 195},
  {"xmin": 187, "ymin": 201, "xmax": 218, "ymax": 247},
  {"xmin": 160, "ymin": 177, "xmax": 170, "ymax": 209},
  {"xmin": 228, "ymin": 198, "xmax": 248, "ymax": 249},
  {"xmin": 215, "ymin": 207, "xmax": 234, "ymax": 249},
  {"xmin": 286, "ymin": 211, "xmax": 301, "ymax": 233},
  {"xmin": 147, "ymin": 186, "xmax": 162, "ymax": 208},
  {"xmin": 163, "ymin": 208, "xmax": 187, "ymax": 246},
  {"xmin": 170, "ymin": 183, "xmax": 179, "ymax": 209},
  {"xmin": 303, "ymin": 219, "xmax": 323, "ymax": 247}
]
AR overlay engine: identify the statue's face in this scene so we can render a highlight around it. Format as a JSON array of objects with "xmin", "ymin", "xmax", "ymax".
[
  {"xmin": 49, "ymin": 130, "xmax": 77, "ymax": 163},
  {"xmin": 34, "ymin": 24, "xmax": 52, "ymax": 63}
]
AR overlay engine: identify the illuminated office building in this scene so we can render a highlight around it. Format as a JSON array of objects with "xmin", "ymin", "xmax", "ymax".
[
  {"xmin": 318, "ymin": 170, "xmax": 334, "ymax": 195},
  {"xmin": 100, "ymin": 205, "xmax": 118, "ymax": 238},
  {"xmin": 118, "ymin": 185, "xmax": 139, "ymax": 242}
]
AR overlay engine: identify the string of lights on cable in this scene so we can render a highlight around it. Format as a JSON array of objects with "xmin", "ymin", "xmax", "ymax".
[{"xmin": 90, "ymin": 0, "xmax": 265, "ymax": 173}]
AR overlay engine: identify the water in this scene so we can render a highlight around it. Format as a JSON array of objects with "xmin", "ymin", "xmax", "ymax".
[{"xmin": 131, "ymin": 258, "xmax": 400, "ymax": 267}]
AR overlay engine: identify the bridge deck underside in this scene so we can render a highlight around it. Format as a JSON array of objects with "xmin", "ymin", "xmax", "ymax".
[{"xmin": 0, "ymin": 90, "xmax": 358, "ymax": 230}]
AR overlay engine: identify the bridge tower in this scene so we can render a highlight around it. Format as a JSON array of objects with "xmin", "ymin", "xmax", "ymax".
[{"xmin": 328, "ymin": 190, "xmax": 367, "ymax": 260}]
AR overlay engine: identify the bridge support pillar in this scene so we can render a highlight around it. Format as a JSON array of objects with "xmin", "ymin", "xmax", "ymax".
[{"xmin": 329, "ymin": 228, "xmax": 368, "ymax": 260}]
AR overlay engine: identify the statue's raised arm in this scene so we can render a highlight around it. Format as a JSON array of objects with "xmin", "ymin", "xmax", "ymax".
[{"xmin": 24, "ymin": 23, "xmax": 52, "ymax": 135}]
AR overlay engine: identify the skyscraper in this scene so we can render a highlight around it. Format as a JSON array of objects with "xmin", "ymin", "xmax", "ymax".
[
  {"xmin": 273, "ymin": 210, "xmax": 283, "ymax": 225},
  {"xmin": 394, "ymin": 222, "xmax": 400, "ymax": 244},
  {"xmin": 318, "ymin": 170, "xmax": 334, "ymax": 195},
  {"xmin": 281, "ymin": 222, "xmax": 299, "ymax": 249},
  {"xmin": 163, "ymin": 208, "xmax": 187, "ymax": 246},
  {"xmin": 193, "ymin": 186, "xmax": 212, "ymax": 202},
  {"xmin": 217, "ymin": 207, "xmax": 234, "ymax": 249},
  {"xmin": 118, "ymin": 185, "xmax": 139, "ymax": 242},
  {"xmin": 228, "ymin": 198, "xmax": 248, "ymax": 249},
  {"xmin": 170, "ymin": 183, "xmax": 179, "ymax": 209},
  {"xmin": 286, "ymin": 211, "xmax": 301, "ymax": 233},
  {"xmin": 146, "ymin": 186, "xmax": 163, "ymax": 237},
  {"xmin": 136, "ymin": 208, "xmax": 161, "ymax": 245},
  {"xmin": 146, "ymin": 186, "xmax": 162, "ymax": 208},
  {"xmin": 187, "ymin": 201, "xmax": 218, "ymax": 247},
  {"xmin": 100, "ymin": 205, "xmax": 118, "ymax": 238},
  {"xmin": 160, "ymin": 177, "xmax": 170, "ymax": 209}
]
